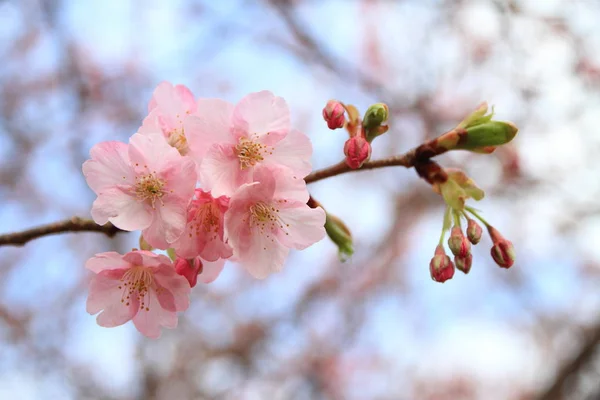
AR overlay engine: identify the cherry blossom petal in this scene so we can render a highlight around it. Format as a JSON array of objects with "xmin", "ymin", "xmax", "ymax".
[
  {"xmin": 86, "ymin": 269, "xmax": 126, "ymax": 314},
  {"xmin": 266, "ymin": 128, "xmax": 313, "ymax": 178},
  {"xmin": 142, "ymin": 202, "xmax": 188, "ymax": 248},
  {"xmin": 91, "ymin": 187, "xmax": 153, "ymax": 231},
  {"xmin": 161, "ymin": 156, "xmax": 197, "ymax": 201},
  {"xmin": 238, "ymin": 231, "xmax": 289, "ymax": 279},
  {"xmin": 232, "ymin": 91, "xmax": 290, "ymax": 144},
  {"xmin": 153, "ymin": 265, "xmax": 191, "ymax": 311},
  {"xmin": 83, "ymin": 141, "xmax": 134, "ymax": 193},
  {"xmin": 128, "ymin": 133, "xmax": 181, "ymax": 174},
  {"xmin": 275, "ymin": 202, "xmax": 326, "ymax": 250},
  {"xmin": 132, "ymin": 292, "xmax": 177, "ymax": 339},
  {"xmin": 86, "ymin": 252, "xmax": 131, "ymax": 273},
  {"xmin": 174, "ymin": 84, "xmax": 196, "ymax": 113},
  {"xmin": 200, "ymin": 144, "xmax": 250, "ymax": 197},
  {"xmin": 198, "ymin": 258, "xmax": 226, "ymax": 284},
  {"xmin": 186, "ymin": 99, "xmax": 236, "ymax": 158}
]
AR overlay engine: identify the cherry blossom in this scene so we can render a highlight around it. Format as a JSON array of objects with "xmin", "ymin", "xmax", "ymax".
[
  {"xmin": 171, "ymin": 189, "xmax": 233, "ymax": 261},
  {"xmin": 86, "ymin": 250, "xmax": 191, "ymax": 339},
  {"xmin": 82, "ymin": 133, "xmax": 197, "ymax": 248},
  {"xmin": 224, "ymin": 166, "xmax": 326, "ymax": 279},
  {"xmin": 139, "ymin": 82, "xmax": 197, "ymax": 155},
  {"xmin": 186, "ymin": 91, "xmax": 313, "ymax": 196}
]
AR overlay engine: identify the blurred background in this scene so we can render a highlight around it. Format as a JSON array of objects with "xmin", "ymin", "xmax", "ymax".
[{"xmin": 1, "ymin": 0, "xmax": 599, "ymax": 399}]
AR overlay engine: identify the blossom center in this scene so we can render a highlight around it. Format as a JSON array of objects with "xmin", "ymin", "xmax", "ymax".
[
  {"xmin": 167, "ymin": 128, "xmax": 189, "ymax": 155},
  {"xmin": 188, "ymin": 202, "xmax": 220, "ymax": 240},
  {"xmin": 248, "ymin": 201, "xmax": 288, "ymax": 236},
  {"xmin": 135, "ymin": 173, "xmax": 166, "ymax": 208},
  {"xmin": 235, "ymin": 137, "xmax": 270, "ymax": 169},
  {"xmin": 119, "ymin": 266, "xmax": 154, "ymax": 311}
]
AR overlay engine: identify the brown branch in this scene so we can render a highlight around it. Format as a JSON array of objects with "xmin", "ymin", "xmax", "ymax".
[{"xmin": 0, "ymin": 217, "xmax": 123, "ymax": 247}]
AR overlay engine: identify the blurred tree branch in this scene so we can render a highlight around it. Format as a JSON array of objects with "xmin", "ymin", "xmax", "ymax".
[{"xmin": 0, "ymin": 217, "xmax": 122, "ymax": 247}]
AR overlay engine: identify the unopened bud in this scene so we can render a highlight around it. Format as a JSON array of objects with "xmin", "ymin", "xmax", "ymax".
[
  {"xmin": 363, "ymin": 103, "xmax": 389, "ymax": 130},
  {"xmin": 453, "ymin": 103, "xmax": 518, "ymax": 152},
  {"xmin": 322, "ymin": 100, "xmax": 346, "ymax": 130},
  {"xmin": 174, "ymin": 257, "xmax": 203, "ymax": 288},
  {"xmin": 455, "ymin": 253, "xmax": 473, "ymax": 274},
  {"xmin": 466, "ymin": 218, "xmax": 483, "ymax": 244},
  {"xmin": 429, "ymin": 245, "xmax": 455, "ymax": 283},
  {"xmin": 344, "ymin": 134, "xmax": 371, "ymax": 169},
  {"xmin": 324, "ymin": 213, "xmax": 354, "ymax": 261},
  {"xmin": 487, "ymin": 226, "xmax": 516, "ymax": 268},
  {"xmin": 447, "ymin": 226, "xmax": 471, "ymax": 258}
]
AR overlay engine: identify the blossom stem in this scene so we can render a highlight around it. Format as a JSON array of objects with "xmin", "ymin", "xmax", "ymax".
[
  {"xmin": 464, "ymin": 206, "xmax": 491, "ymax": 227},
  {"xmin": 438, "ymin": 206, "xmax": 451, "ymax": 246}
]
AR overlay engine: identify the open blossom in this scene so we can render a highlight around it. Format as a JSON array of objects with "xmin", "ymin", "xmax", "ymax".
[
  {"xmin": 82, "ymin": 133, "xmax": 196, "ymax": 249},
  {"xmin": 171, "ymin": 189, "xmax": 233, "ymax": 261},
  {"xmin": 86, "ymin": 251, "xmax": 191, "ymax": 339},
  {"xmin": 139, "ymin": 82, "xmax": 197, "ymax": 155},
  {"xmin": 185, "ymin": 91, "xmax": 313, "ymax": 196},
  {"xmin": 224, "ymin": 166, "xmax": 326, "ymax": 279},
  {"xmin": 174, "ymin": 256, "xmax": 226, "ymax": 287}
]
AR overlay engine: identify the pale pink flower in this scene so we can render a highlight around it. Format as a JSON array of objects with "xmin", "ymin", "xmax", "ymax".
[
  {"xmin": 174, "ymin": 256, "xmax": 226, "ymax": 287},
  {"xmin": 186, "ymin": 91, "xmax": 313, "ymax": 197},
  {"xmin": 224, "ymin": 166, "xmax": 326, "ymax": 279},
  {"xmin": 171, "ymin": 189, "xmax": 233, "ymax": 261},
  {"xmin": 139, "ymin": 82, "xmax": 197, "ymax": 155},
  {"xmin": 86, "ymin": 250, "xmax": 191, "ymax": 339},
  {"xmin": 82, "ymin": 133, "xmax": 197, "ymax": 249}
]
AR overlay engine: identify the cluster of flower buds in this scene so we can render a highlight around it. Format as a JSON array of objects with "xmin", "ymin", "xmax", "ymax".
[
  {"xmin": 322, "ymin": 100, "xmax": 389, "ymax": 170},
  {"xmin": 428, "ymin": 170, "xmax": 516, "ymax": 283},
  {"xmin": 83, "ymin": 82, "xmax": 327, "ymax": 337}
]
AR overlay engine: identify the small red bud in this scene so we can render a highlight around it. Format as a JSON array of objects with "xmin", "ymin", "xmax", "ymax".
[
  {"xmin": 344, "ymin": 134, "xmax": 372, "ymax": 169},
  {"xmin": 322, "ymin": 100, "xmax": 346, "ymax": 130},
  {"xmin": 447, "ymin": 226, "xmax": 471, "ymax": 258},
  {"xmin": 429, "ymin": 245, "xmax": 455, "ymax": 283},
  {"xmin": 455, "ymin": 253, "xmax": 473, "ymax": 274},
  {"xmin": 466, "ymin": 218, "xmax": 483, "ymax": 244},
  {"xmin": 174, "ymin": 257, "xmax": 203, "ymax": 288},
  {"xmin": 487, "ymin": 226, "xmax": 516, "ymax": 268}
]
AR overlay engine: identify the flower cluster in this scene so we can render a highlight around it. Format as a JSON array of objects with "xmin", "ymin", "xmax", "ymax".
[{"xmin": 83, "ymin": 83, "xmax": 326, "ymax": 337}]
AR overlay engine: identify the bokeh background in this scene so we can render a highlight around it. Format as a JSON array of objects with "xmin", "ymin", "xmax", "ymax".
[{"xmin": 1, "ymin": 0, "xmax": 600, "ymax": 399}]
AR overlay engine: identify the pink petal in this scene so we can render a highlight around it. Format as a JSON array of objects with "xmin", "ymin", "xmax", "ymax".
[
  {"xmin": 149, "ymin": 81, "xmax": 181, "ymax": 117},
  {"xmin": 237, "ymin": 231, "xmax": 289, "ymax": 279},
  {"xmin": 142, "ymin": 202, "xmax": 188, "ymax": 249},
  {"xmin": 153, "ymin": 265, "xmax": 191, "ymax": 311},
  {"xmin": 122, "ymin": 250, "xmax": 170, "ymax": 268},
  {"xmin": 265, "ymin": 129, "xmax": 313, "ymax": 178},
  {"xmin": 198, "ymin": 258, "xmax": 226, "ymax": 284},
  {"xmin": 186, "ymin": 99, "xmax": 236, "ymax": 159},
  {"xmin": 86, "ymin": 252, "xmax": 131, "ymax": 273},
  {"xmin": 91, "ymin": 187, "xmax": 153, "ymax": 231},
  {"xmin": 275, "ymin": 202, "xmax": 326, "ymax": 250},
  {"xmin": 232, "ymin": 91, "xmax": 290, "ymax": 144},
  {"xmin": 128, "ymin": 133, "xmax": 181, "ymax": 175},
  {"xmin": 83, "ymin": 141, "xmax": 134, "ymax": 194},
  {"xmin": 200, "ymin": 144, "xmax": 250, "ymax": 197},
  {"xmin": 86, "ymin": 269, "xmax": 126, "ymax": 314},
  {"xmin": 174, "ymin": 84, "xmax": 196, "ymax": 113},
  {"xmin": 132, "ymin": 292, "xmax": 176, "ymax": 339},
  {"xmin": 200, "ymin": 236, "xmax": 233, "ymax": 262},
  {"xmin": 162, "ymin": 156, "xmax": 197, "ymax": 202}
]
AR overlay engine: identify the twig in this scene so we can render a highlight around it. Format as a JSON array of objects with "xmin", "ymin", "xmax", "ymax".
[{"xmin": 0, "ymin": 217, "xmax": 123, "ymax": 247}]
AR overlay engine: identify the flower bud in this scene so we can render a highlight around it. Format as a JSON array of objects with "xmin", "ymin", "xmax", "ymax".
[
  {"xmin": 487, "ymin": 226, "xmax": 516, "ymax": 268},
  {"xmin": 324, "ymin": 213, "xmax": 354, "ymax": 261},
  {"xmin": 455, "ymin": 253, "xmax": 473, "ymax": 274},
  {"xmin": 363, "ymin": 103, "xmax": 389, "ymax": 130},
  {"xmin": 429, "ymin": 245, "xmax": 455, "ymax": 283},
  {"xmin": 344, "ymin": 134, "xmax": 371, "ymax": 169},
  {"xmin": 322, "ymin": 100, "xmax": 346, "ymax": 130},
  {"xmin": 453, "ymin": 103, "xmax": 518, "ymax": 152},
  {"xmin": 466, "ymin": 218, "xmax": 483, "ymax": 244},
  {"xmin": 174, "ymin": 257, "xmax": 203, "ymax": 288},
  {"xmin": 447, "ymin": 226, "xmax": 471, "ymax": 258}
]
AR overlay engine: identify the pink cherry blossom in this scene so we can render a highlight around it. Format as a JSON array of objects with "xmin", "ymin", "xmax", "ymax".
[
  {"xmin": 82, "ymin": 133, "xmax": 197, "ymax": 249},
  {"xmin": 174, "ymin": 256, "xmax": 226, "ymax": 287},
  {"xmin": 86, "ymin": 250, "xmax": 191, "ymax": 339},
  {"xmin": 224, "ymin": 166, "xmax": 326, "ymax": 279},
  {"xmin": 186, "ymin": 91, "xmax": 313, "ymax": 196},
  {"xmin": 171, "ymin": 189, "xmax": 233, "ymax": 261},
  {"xmin": 139, "ymin": 82, "xmax": 197, "ymax": 155}
]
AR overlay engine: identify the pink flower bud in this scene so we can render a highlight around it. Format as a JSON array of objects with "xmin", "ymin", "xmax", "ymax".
[
  {"xmin": 447, "ymin": 226, "xmax": 471, "ymax": 258},
  {"xmin": 429, "ymin": 245, "xmax": 455, "ymax": 283},
  {"xmin": 466, "ymin": 218, "xmax": 483, "ymax": 244},
  {"xmin": 344, "ymin": 134, "xmax": 371, "ymax": 169},
  {"xmin": 322, "ymin": 100, "xmax": 346, "ymax": 130},
  {"xmin": 455, "ymin": 253, "xmax": 473, "ymax": 274},
  {"xmin": 174, "ymin": 257, "xmax": 203, "ymax": 288},
  {"xmin": 487, "ymin": 226, "xmax": 516, "ymax": 268}
]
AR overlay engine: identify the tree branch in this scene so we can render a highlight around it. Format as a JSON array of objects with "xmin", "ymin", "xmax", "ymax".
[{"xmin": 0, "ymin": 217, "xmax": 123, "ymax": 247}]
